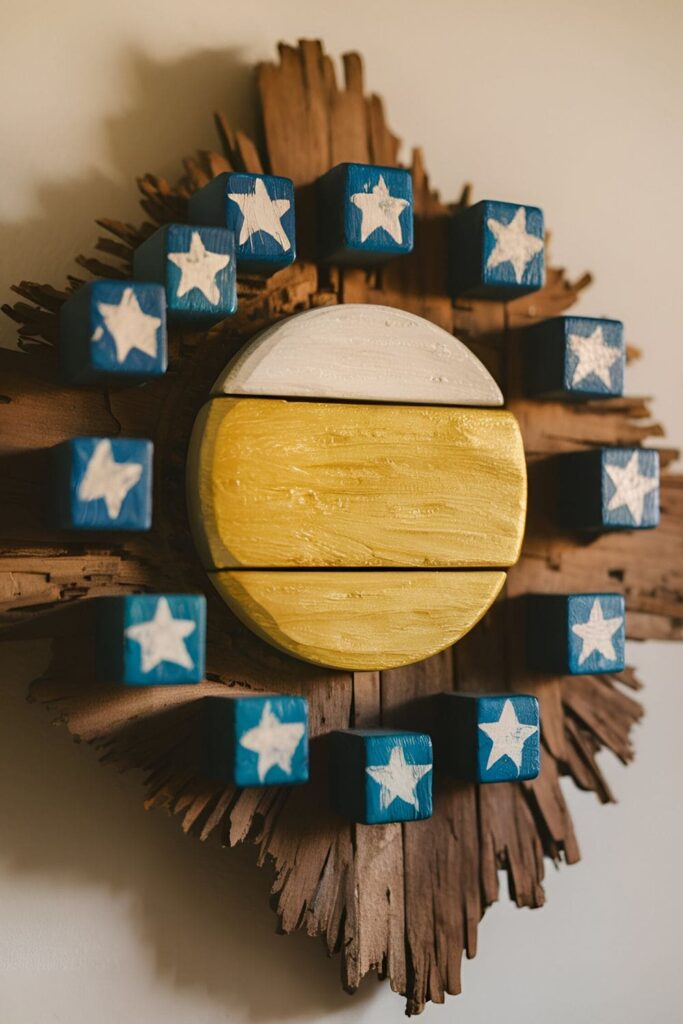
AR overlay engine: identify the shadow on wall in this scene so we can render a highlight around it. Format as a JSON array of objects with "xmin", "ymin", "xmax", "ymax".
[
  {"xmin": 0, "ymin": 44, "xmax": 376, "ymax": 1017},
  {"xmin": 0, "ymin": 640, "xmax": 377, "ymax": 1019},
  {"xmin": 0, "ymin": 44, "xmax": 259, "ymax": 346}
]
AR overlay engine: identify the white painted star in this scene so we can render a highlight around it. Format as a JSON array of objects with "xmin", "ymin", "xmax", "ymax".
[
  {"xmin": 124, "ymin": 597, "xmax": 196, "ymax": 674},
  {"xmin": 366, "ymin": 744, "xmax": 432, "ymax": 812},
  {"xmin": 478, "ymin": 700, "xmax": 538, "ymax": 775},
  {"xmin": 228, "ymin": 177, "xmax": 291, "ymax": 252},
  {"xmin": 571, "ymin": 599, "xmax": 623, "ymax": 666},
  {"xmin": 486, "ymin": 207, "xmax": 544, "ymax": 284},
  {"xmin": 605, "ymin": 451, "xmax": 659, "ymax": 526},
  {"xmin": 167, "ymin": 231, "xmax": 231, "ymax": 306},
  {"xmin": 77, "ymin": 439, "xmax": 143, "ymax": 520},
  {"xmin": 569, "ymin": 326, "xmax": 621, "ymax": 389},
  {"xmin": 239, "ymin": 701, "xmax": 305, "ymax": 782},
  {"xmin": 351, "ymin": 175, "xmax": 409, "ymax": 244},
  {"xmin": 93, "ymin": 287, "xmax": 162, "ymax": 364}
]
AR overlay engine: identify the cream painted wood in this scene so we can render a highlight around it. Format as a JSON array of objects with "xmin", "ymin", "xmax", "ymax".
[{"xmin": 213, "ymin": 304, "xmax": 503, "ymax": 406}]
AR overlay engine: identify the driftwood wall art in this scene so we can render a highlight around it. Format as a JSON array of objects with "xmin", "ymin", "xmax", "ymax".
[{"xmin": 1, "ymin": 39, "xmax": 682, "ymax": 1014}]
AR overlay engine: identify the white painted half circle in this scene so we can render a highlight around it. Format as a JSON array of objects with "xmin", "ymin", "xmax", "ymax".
[{"xmin": 213, "ymin": 304, "xmax": 503, "ymax": 406}]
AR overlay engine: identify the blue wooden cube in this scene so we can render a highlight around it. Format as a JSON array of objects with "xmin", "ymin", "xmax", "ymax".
[
  {"xmin": 317, "ymin": 163, "xmax": 413, "ymax": 265},
  {"xmin": 95, "ymin": 594, "xmax": 206, "ymax": 685},
  {"xmin": 50, "ymin": 436, "xmax": 153, "ymax": 531},
  {"xmin": 451, "ymin": 200, "xmax": 545, "ymax": 300},
  {"xmin": 329, "ymin": 730, "xmax": 432, "ymax": 825},
  {"xmin": 559, "ymin": 447, "xmax": 659, "ymax": 531},
  {"xmin": 189, "ymin": 172, "xmax": 296, "ymax": 275},
  {"xmin": 523, "ymin": 316, "xmax": 624, "ymax": 399},
  {"xmin": 59, "ymin": 280, "xmax": 167, "ymax": 385},
  {"xmin": 203, "ymin": 695, "xmax": 309, "ymax": 787},
  {"xmin": 434, "ymin": 693, "xmax": 540, "ymax": 783},
  {"xmin": 526, "ymin": 593, "xmax": 625, "ymax": 674},
  {"xmin": 133, "ymin": 224, "xmax": 237, "ymax": 326}
]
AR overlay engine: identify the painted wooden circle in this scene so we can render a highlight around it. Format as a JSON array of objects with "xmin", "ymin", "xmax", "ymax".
[{"xmin": 186, "ymin": 304, "xmax": 527, "ymax": 670}]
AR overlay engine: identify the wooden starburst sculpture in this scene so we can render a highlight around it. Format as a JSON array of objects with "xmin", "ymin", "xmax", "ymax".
[{"xmin": 1, "ymin": 40, "xmax": 682, "ymax": 1014}]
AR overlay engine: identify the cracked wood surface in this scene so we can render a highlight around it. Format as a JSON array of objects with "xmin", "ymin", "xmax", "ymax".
[{"xmin": 1, "ymin": 39, "xmax": 679, "ymax": 1014}]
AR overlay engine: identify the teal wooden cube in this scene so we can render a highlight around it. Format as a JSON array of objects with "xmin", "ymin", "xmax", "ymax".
[
  {"xmin": 50, "ymin": 436, "xmax": 153, "ymax": 531},
  {"xmin": 133, "ymin": 224, "xmax": 237, "ymax": 326},
  {"xmin": 203, "ymin": 695, "xmax": 309, "ymax": 787},
  {"xmin": 317, "ymin": 163, "xmax": 413, "ymax": 266},
  {"xmin": 526, "ymin": 593, "xmax": 626, "ymax": 674},
  {"xmin": 559, "ymin": 447, "xmax": 660, "ymax": 531},
  {"xmin": 189, "ymin": 172, "xmax": 296, "ymax": 275},
  {"xmin": 59, "ymin": 279, "xmax": 167, "ymax": 385},
  {"xmin": 95, "ymin": 594, "xmax": 206, "ymax": 685},
  {"xmin": 523, "ymin": 316, "xmax": 625, "ymax": 399},
  {"xmin": 434, "ymin": 693, "xmax": 540, "ymax": 783},
  {"xmin": 329, "ymin": 730, "xmax": 432, "ymax": 825},
  {"xmin": 451, "ymin": 200, "xmax": 545, "ymax": 299}
]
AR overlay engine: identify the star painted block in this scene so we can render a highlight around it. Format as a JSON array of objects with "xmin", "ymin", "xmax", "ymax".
[
  {"xmin": 329, "ymin": 730, "xmax": 432, "ymax": 825},
  {"xmin": 59, "ymin": 279, "xmax": 167, "ymax": 385},
  {"xmin": 317, "ymin": 163, "xmax": 414, "ymax": 266},
  {"xmin": 559, "ymin": 447, "xmax": 660, "ymax": 531},
  {"xmin": 133, "ymin": 223, "xmax": 237, "ymax": 326},
  {"xmin": 450, "ymin": 200, "xmax": 545, "ymax": 300},
  {"xmin": 434, "ymin": 693, "xmax": 540, "ymax": 783},
  {"xmin": 202, "ymin": 695, "xmax": 309, "ymax": 787},
  {"xmin": 523, "ymin": 316, "xmax": 625, "ymax": 399},
  {"xmin": 50, "ymin": 436, "xmax": 153, "ymax": 531},
  {"xmin": 526, "ymin": 593, "xmax": 626, "ymax": 674},
  {"xmin": 188, "ymin": 172, "xmax": 296, "ymax": 275},
  {"xmin": 95, "ymin": 594, "xmax": 206, "ymax": 685}
]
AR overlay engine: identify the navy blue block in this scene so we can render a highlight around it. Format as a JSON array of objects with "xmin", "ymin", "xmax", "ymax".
[
  {"xmin": 59, "ymin": 280, "xmax": 167, "ymax": 385},
  {"xmin": 558, "ymin": 447, "xmax": 660, "ymax": 531},
  {"xmin": 451, "ymin": 200, "xmax": 545, "ymax": 300},
  {"xmin": 434, "ymin": 693, "xmax": 540, "ymax": 783},
  {"xmin": 329, "ymin": 730, "xmax": 432, "ymax": 825},
  {"xmin": 523, "ymin": 316, "xmax": 624, "ymax": 399},
  {"xmin": 189, "ymin": 172, "xmax": 296, "ymax": 275},
  {"xmin": 203, "ymin": 695, "xmax": 309, "ymax": 787},
  {"xmin": 526, "ymin": 593, "xmax": 625, "ymax": 674},
  {"xmin": 95, "ymin": 594, "xmax": 206, "ymax": 685},
  {"xmin": 133, "ymin": 223, "xmax": 237, "ymax": 326},
  {"xmin": 50, "ymin": 436, "xmax": 153, "ymax": 531},
  {"xmin": 317, "ymin": 163, "xmax": 413, "ymax": 266}
]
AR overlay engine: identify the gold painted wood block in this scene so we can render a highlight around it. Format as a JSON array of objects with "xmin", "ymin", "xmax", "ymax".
[
  {"xmin": 211, "ymin": 570, "xmax": 507, "ymax": 670},
  {"xmin": 187, "ymin": 399, "xmax": 526, "ymax": 570}
]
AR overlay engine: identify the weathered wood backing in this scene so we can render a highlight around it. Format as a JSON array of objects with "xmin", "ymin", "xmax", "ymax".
[{"xmin": 0, "ymin": 40, "xmax": 677, "ymax": 1013}]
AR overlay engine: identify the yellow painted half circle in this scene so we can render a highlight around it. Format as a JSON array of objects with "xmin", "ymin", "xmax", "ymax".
[{"xmin": 211, "ymin": 570, "xmax": 506, "ymax": 671}]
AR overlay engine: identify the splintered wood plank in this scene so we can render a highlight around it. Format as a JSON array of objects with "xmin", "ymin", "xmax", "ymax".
[
  {"xmin": 344, "ymin": 820, "xmax": 407, "ymax": 993},
  {"xmin": 188, "ymin": 399, "xmax": 526, "ymax": 570},
  {"xmin": 0, "ymin": 349, "xmax": 118, "ymax": 452},
  {"xmin": 330, "ymin": 53, "xmax": 371, "ymax": 166},
  {"xmin": 214, "ymin": 303, "xmax": 503, "ymax": 406},
  {"xmin": 352, "ymin": 671, "xmax": 381, "ymax": 727},
  {"xmin": 381, "ymin": 649, "xmax": 481, "ymax": 1011},
  {"xmin": 210, "ymin": 570, "xmax": 506, "ymax": 671},
  {"xmin": 344, "ymin": 668, "xmax": 406, "ymax": 994},
  {"xmin": 258, "ymin": 43, "xmax": 321, "ymax": 183}
]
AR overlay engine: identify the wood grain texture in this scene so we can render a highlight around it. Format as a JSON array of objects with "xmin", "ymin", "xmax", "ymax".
[
  {"xmin": 210, "ymin": 569, "xmax": 506, "ymax": 670},
  {"xmin": 215, "ymin": 303, "xmax": 503, "ymax": 405},
  {"xmin": 188, "ymin": 398, "xmax": 526, "ymax": 570},
  {"xmin": 0, "ymin": 39, "xmax": 680, "ymax": 1015}
]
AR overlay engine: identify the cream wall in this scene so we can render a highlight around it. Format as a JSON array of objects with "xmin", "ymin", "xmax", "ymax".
[{"xmin": 1, "ymin": 1, "xmax": 682, "ymax": 1021}]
